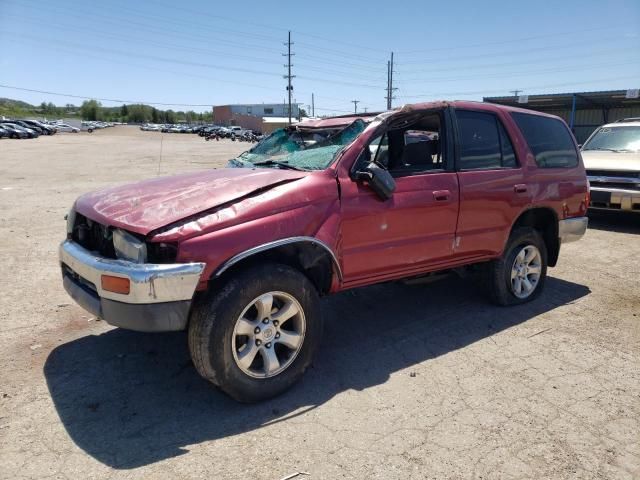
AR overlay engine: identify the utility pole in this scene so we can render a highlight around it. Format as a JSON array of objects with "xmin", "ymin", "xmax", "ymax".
[
  {"xmin": 385, "ymin": 52, "xmax": 397, "ymax": 110},
  {"xmin": 510, "ymin": 89, "xmax": 522, "ymax": 97},
  {"xmin": 283, "ymin": 31, "xmax": 295, "ymax": 125},
  {"xmin": 351, "ymin": 100, "xmax": 360, "ymax": 113},
  {"xmin": 311, "ymin": 93, "xmax": 315, "ymax": 117}
]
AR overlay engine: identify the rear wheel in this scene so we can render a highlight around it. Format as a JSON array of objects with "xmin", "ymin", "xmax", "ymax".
[
  {"xmin": 188, "ymin": 263, "xmax": 323, "ymax": 402},
  {"xmin": 486, "ymin": 227, "xmax": 547, "ymax": 305}
]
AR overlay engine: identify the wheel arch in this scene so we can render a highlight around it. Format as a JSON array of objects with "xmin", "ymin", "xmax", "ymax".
[
  {"xmin": 211, "ymin": 237, "xmax": 342, "ymax": 295},
  {"xmin": 510, "ymin": 207, "xmax": 560, "ymax": 266}
]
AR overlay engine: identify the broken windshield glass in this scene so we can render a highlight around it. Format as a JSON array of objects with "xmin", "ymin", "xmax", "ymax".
[{"xmin": 231, "ymin": 119, "xmax": 366, "ymax": 170}]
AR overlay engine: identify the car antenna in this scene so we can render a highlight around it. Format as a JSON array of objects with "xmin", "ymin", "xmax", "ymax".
[{"xmin": 157, "ymin": 134, "xmax": 164, "ymax": 176}]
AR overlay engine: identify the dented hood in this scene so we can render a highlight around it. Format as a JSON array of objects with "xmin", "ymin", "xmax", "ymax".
[{"xmin": 74, "ymin": 168, "xmax": 307, "ymax": 235}]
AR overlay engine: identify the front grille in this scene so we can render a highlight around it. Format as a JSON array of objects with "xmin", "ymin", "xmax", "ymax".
[
  {"xmin": 587, "ymin": 170, "xmax": 640, "ymax": 191},
  {"xmin": 591, "ymin": 181, "xmax": 640, "ymax": 191},
  {"xmin": 71, "ymin": 213, "xmax": 116, "ymax": 258},
  {"xmin": 586, "ymin": 170, "xmax": 639, "ymax": 179}
]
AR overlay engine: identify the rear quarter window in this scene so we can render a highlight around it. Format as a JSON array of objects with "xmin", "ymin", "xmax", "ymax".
[{"xmin": 511, "ymin": 113, "xmax": 578, "ymax": 168}]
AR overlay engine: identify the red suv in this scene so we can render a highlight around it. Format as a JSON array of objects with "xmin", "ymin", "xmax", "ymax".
[{"xmin": 60, "ymin": 101, "xmax": 589, "ymax": 401}]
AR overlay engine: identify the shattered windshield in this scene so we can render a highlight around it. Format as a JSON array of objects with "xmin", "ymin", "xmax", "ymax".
[{"xmin": 230, "ymin": 119, "xmax": 366, "ymax": 170}]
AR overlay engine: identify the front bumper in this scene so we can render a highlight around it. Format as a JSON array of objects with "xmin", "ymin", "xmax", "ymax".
[
  {"xmin": 59, "ymin": 240, "xmax": 205, "ymax": 332},
  {"xmin": 589, "ymin": 187, "xmax": 640, "ymax": 213},
  {"xmin": 558, "ymin": 216, "xmax": 588, "ymax": 244}
]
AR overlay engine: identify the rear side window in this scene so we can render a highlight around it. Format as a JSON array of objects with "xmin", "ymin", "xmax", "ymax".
[
  {"xmin": 511, "ymin": 113, "xmax": 578, "ymax": 168},
  {"xmin": 456, "ymin": 110, "xmax": 517, "ymax": 170}
]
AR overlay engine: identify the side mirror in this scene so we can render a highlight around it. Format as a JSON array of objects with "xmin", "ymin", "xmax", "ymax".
[{"xmin": 355, "ymin": 162, "xmax": 396, "ymax": 200}]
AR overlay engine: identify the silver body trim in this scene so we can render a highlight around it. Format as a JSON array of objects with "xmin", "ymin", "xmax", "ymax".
[
  {"xmin": 558, "ymin": 217, "xmax": 588, "ymax": 244},
  {"xmin": 214, "ymin": 236, "xmax": 343, "ymax": 281},
  {"xmin": 587, "ymin": 175, "xmax": 640, "ymax": 187},
  {"xmin": 59, "ymin": 240, "xmax": 205, "ymax": 304}
]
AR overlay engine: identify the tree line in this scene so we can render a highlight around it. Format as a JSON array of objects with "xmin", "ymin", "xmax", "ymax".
[{"xmin": 0, "ymin": 97, "xmax": 212, "ymax": 123}]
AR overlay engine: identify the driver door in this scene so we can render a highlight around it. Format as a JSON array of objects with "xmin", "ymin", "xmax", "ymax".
[{"xmin": 337, "ymin": 110, "xmax": 460, "ymax": 286}]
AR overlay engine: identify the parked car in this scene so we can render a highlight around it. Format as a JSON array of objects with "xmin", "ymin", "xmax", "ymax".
[
  {"xmin": 60, "ymin": 101, "xmax": 588, "ymax": 402},
  {"xmin": 1, "ymin": 122, "xmax": 37, "ymax": 138},
  {"xmin": 11, "ymin": 120, "xmax": 46, "ymax": 135},
  {"xmin": 0, "ymin": 125, "xmax": 9, "ymax": 138},
  {"xmin": 6, "ymin": 120, "xmax": 43, "ymax": 135},
  {"xmin": 54, "ymin": 123, "xmax": 80, "ymax": 133},
  {"xmin": 581, "ymin": 118, "xmax": 640, "ymax": 213},
  {"xmin": 24, "ymin": 120, "xmax": 57, "ymax": 135}
]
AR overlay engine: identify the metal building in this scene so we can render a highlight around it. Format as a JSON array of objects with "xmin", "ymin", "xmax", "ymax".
[{"xmin": 483, "ymin": 89, "xmax": 640, "ymax": 143}]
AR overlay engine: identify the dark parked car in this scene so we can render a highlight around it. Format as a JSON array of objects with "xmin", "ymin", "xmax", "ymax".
[
  {"xmin": 0, "ymin": 126, "xmax": 10, "ymax": 138},
  {"xmin": 0, "ymin": 122, "xmax": 31, "ymax": 139},
  {"xmin": 11, "ymin": 120, "xmax": 46, "ymax": 135},
  {"xmin": 19, "ymin": 119, "xmax": 56, "ymax": 135}
]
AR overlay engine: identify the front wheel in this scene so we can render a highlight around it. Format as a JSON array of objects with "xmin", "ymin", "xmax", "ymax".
[
  {"xmin": 486, "ymin": 227, "xmax": 547, "ymax": 306},
  {"xmin": 188, "ymin": 263, "xmax": 323, "ymax": 402}
]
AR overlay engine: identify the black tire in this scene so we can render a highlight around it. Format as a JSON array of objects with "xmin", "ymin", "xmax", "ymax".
[
  {"xmin": 12, "ymin": 133, "xmax": 18, "ymax": 139},
  {"xmin": 188, "ymin": 263, "xmax": 323, "ymax": 402},
  {"xmin": 486, "ymin": 227, "xmax": 548, "ymax": 306}
]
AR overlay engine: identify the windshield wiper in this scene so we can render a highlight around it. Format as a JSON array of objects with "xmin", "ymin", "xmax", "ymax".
[{"xmin": 252, "ymin": 160, "xmax": 309, "ymax": 171}]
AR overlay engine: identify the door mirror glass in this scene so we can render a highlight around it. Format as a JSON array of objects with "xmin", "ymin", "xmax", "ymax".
[{"xmin": 355, "ymin": 162, "xmax": 396, "ymax": 200}]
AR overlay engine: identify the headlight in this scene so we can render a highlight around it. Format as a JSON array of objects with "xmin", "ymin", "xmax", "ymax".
[
  {"xmin": 113, "ymin": 229, "xmax": 147, "ymax": 263},
  {"xmin": 65, "ymin": 207, "xmax": 76, "ymax": 236}
]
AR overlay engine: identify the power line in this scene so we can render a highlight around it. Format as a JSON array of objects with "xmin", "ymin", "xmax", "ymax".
[
  {"xmin": 398, "ymin": 36, "xmax": 628, "ymax": 65},
  {"xmin": 351, "ymin": 100, "xmax": 360, "ymax": 113},
  {"xmin": 0, "ymin": 84, "xmax": 214, "ymax": 107},
  {"xmin": 396, "ymin": 48, "xmax": 635, "ymax": 74},
  {"xmin": 395, "ymin": 60, "xmax": 637, "ymax": 84},
  {"xmin": 396, "ymin": 75, "xmax": 640, "ymax": 99},
  {"xmin": 396, "ymin": 24, "xmax": 632, "ymax": 54}
]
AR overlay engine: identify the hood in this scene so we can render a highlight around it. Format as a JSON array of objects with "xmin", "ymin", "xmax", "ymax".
[
  {"xmin": 75, "ymin": 168, "xmax": 307, "ymax": 235},
  {"xmin": 581, "ymin": 150, "xmax": 640, "ymax": 172}
]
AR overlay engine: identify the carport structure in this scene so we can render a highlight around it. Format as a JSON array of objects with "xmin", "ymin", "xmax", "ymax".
[{"xmin": 484, "ymin": 89, "xmax": 640, "ymax": 143}]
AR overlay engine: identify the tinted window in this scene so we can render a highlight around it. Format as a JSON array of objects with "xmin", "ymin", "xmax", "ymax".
[
  {"xmin": 511, "ymin": 113, "xmax": 578, "ymax": 168},
  {"xmin": 498, "ymin": 121, "xmax": 517, "ymax": 167},
  {"xmin": 457, "ymin": 111, "xmax": 516, "ymax": 169}
]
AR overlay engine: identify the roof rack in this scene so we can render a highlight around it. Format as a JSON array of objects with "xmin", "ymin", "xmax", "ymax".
[{"xmin": 614, "ymin": 117, "xmax": 640, "ymax": 123}]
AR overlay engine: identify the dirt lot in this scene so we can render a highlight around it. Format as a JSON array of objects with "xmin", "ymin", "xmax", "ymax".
[{"xmin": 0, "ymin": 126, "xmax": 638, "ymax": 479}]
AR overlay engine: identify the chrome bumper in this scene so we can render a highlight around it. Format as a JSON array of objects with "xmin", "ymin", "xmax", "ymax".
[
  {"xmin": 59, "ymin": 240, "xmax": 205, "ymax": 304},
  {"xmin": 558, "ymin": 217, "xmax": 588, "ymax": 244},
  {"xmin": 589, "ymin": 186, "xmax": 640, "ymax": 212},
  {"xmin": 59, "ymin": 240, "xmax": 205, "ymax": 332}
]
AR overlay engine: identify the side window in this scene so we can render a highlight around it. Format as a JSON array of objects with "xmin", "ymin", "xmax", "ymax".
[
  {"xmin": 457, "ymin": 110, "xmax": 517, "ymax": 170},
  {"xmin": 498, "ymin": 121, "xmax": 517, "ymax": 167},
  {"xmin": 511, "ymin": 113, "xmax": 578, "ymax": 168},
  {"xmin": 389, "ymin": 113, "xmax": 443, "ymax": 175},
  {"xmin": 356, "ymin": 112, "xmax": 444, "ymax": 176}
]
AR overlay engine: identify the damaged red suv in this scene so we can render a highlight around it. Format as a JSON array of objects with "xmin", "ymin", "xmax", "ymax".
[{"xmin": 60, "ymin": 101, "xmax": 589, "ymax": 402}]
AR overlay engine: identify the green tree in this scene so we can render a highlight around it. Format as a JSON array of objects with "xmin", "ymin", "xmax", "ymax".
[
  {"xmin": 80, "ymin": 99, "xmax": 102, "ymax": 121},
  {"xmin": 120, "ymin": 104, "xmax": 129, "ymax": 118}
]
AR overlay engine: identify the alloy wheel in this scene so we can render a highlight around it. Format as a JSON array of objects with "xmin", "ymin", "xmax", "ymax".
[{"xmin": 232, "ymin": 291, "xmax": 306, "ymax": 378}]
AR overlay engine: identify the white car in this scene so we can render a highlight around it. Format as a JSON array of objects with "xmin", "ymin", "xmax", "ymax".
[
  {"xmin": 55, "ymin": 123, "xmax": 80, "ymax": 133},
  {"xmin": 581, "ymin": 118, "xmax": 640, "ymax": 213}
]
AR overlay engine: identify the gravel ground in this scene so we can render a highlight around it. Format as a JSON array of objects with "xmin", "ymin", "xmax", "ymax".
[{"xmin": 0, "ymin": 127, "xmax": 638, "ymax": 480}]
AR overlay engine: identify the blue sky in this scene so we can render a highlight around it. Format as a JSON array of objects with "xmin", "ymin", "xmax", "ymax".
[{"xmin": 1, "ymin": 0, "xmax": 639, "ymax": 114}]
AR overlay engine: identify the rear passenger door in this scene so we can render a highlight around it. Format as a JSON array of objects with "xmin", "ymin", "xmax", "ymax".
[{"xmin": 453, "ymin": 108, "xmax": 531, "ymax": 258}]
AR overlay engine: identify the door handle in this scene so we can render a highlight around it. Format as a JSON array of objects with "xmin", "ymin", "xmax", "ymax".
[
  {"xmin": 433, "ymin": 190, "xmax": 451, "ymax": 201},
  {"xmin": 514, "ymin": 184, "xmax": 528, "ymax": 194}
]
